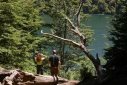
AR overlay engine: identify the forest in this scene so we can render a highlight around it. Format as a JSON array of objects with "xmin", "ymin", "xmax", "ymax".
[
  {"xmin": 83, "ymin": 0, "xmax": 125, "ymax": 14},
  {"xmin": 0, "ymin": 0, "xmax": 127, "ymax": 85}
]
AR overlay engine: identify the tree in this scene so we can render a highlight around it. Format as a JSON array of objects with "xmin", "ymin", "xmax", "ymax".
[
  {"xmin": 0, "ymin": 0, "xmax": 45, "ymax": 72},
  {"xmin": 102, "ymin": 1, "xmax": 127, "ymax": 84},
  {"xmin": 41, "ymin": 0, "xmax": 102, "ymax": 77}
]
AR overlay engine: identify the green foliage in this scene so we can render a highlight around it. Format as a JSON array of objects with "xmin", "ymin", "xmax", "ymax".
[
  {"xmin": 59, "ymin": 69, "xmax": 80, "ymax": 80},
  {"xmin": 58, "ymin": 56, "xmax": 95, "ymax": 80},
  {"xmin": 79, "ymin": 57, "xmax": 95, "ymax": 79},
  {"xmin": 102, "ymin": 1, "xmax": 127, "ymax": 83},
  {"xmin": 0, "ymin": 0, "xmax": 47, "ymax": 71},
  {"xmin": 83, "ymin": 0, "xmax": 126, "ymax": 14},
  {"xmin": 104, "ymin": 1, "xmax": 127, "ymax": 60},
  {"xmin": 80, "ymin": 67, "xmax": 92, "ymax": 81}
]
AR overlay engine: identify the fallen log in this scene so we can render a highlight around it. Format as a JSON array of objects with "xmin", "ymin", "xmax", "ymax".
[{"xmin": 0, "ymin": 68, "xmax": 79, "ymax": 85}]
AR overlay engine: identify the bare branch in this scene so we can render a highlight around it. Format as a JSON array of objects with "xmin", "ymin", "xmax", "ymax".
[
  {"xmin": 66, "ymin": 17, "xmax": 76, "ymax": 29},
  {"xmin": 41, "ymin": 30, "xmax": 81, "ymax": 47},
  {"xmin": 66, "ymin": 17, "xmax": 86, "ymax": 45},
  {"xmin": 75, "ymin": 0, "xmax": 83, "ymax": 27}
]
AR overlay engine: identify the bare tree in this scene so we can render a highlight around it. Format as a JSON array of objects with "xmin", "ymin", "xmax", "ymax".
[{"xmin": 41, "ymin": 0, "xmax": 102, "ymax": 77}]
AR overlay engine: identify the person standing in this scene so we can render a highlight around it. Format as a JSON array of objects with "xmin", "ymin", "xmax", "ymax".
[
  {"xmin": 48, "ymin": 50, "xmax": 61, "ymax": 77},
  {"xmin": 34, "ymin": 53, "xmax": 47, "ymax": 75}
]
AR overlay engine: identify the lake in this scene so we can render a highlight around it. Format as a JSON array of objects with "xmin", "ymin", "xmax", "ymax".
[
  {"xmin": 84, "ymin": 14, "xmax": 113, "ymax": 57},
  {"xmin": 41, "ymin": 14, "xmax": 113, "ymax": 57}
]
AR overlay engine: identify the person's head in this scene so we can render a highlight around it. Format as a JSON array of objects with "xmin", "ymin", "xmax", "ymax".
[
  {"xmin": 36, "ymin": 53, "xmax": 42, "ymax": 61},
  {"xmin": 53, "ymin": 50, "xmax": 57, "ymax": 54}
]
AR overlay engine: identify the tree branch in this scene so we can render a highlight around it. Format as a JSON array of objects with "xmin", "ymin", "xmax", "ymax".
[
  {"xmin": 66, "ymin": 17, "xmax": 86, "ymax": 45},
  {"xmin": 41, "ymin": 30, "xmax": 81, "ymax": 48},
  {"xmin": 75, "ymin": 0, "xmax": 83, "ymax": 27},
  {"xmin": 41, "ymin": 30, "xmax": 96, "ymax": 64},
  {"xmin": 66, "ymin": 17, "xmax": 76, "ymax": 29}
]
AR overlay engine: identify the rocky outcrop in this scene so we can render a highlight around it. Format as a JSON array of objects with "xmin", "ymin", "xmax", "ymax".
[{"xmin": 0, "ymin": 68, "xmax": 79, "ymax": 85}]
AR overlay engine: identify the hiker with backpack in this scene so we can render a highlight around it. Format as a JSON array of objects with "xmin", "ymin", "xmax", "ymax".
[{"xmin": 34, "ymin": 53, "xmax": 47, "ymax": 75}]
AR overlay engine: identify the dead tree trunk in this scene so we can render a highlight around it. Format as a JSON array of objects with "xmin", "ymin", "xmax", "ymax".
[{"xmin": 41, "ymin": 0, "xmax": 102, "ymax": 78}]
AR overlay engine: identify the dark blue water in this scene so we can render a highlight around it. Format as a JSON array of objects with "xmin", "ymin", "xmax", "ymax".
[{"xmin": 84, "ymin": 14, "xmax": 113, "ymax": 57}]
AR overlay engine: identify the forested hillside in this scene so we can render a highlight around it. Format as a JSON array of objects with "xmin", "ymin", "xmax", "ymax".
[{"xmin": 83, "ymin": 0, "xmax": 126, "ymax": 14}]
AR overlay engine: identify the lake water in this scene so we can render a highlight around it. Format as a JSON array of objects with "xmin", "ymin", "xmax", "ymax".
[
  {"xmin": 84, "ymin": 14, "xmax": 113, "ymax": 57},
  {"xmin": 41, "ymin": 14, "xmax": 113, "ymax": 57}
]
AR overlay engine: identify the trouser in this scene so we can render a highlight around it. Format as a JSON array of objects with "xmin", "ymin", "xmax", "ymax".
[
  {"xmin": 37, "ymin": 65, "xmax": 43, "ymax": 75},
  {"xmin": 50, "ymin": 67, "xmax": 58, "ymax": 76},
  {"xmin": 50, "ymin": 67, "xmax": 59, "ymax": 83}
]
